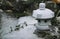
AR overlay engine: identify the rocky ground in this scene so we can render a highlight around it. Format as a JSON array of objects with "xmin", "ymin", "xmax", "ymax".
[{"xmin": 2, "ymin": 16, "xmax": 44, "ymax": 39}]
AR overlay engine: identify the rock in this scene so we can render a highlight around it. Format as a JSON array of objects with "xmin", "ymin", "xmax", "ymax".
[
  {"xmin": 0, "ymin": 9, "xmax": 4, "ymax": 13},
  {"xmin": 56, "ymin": 17, "xmax": 60, "ymax": 20},
  {"xmin": 45, "ymin": 35, "xmax": 57, "ymax": 39},
  {"xmin": 5, "ymin": 10, "xmax": 13, "ymax": 13}
]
